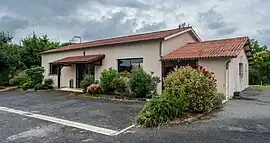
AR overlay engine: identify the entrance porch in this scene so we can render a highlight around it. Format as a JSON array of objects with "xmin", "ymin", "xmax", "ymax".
[{"xmin": 51, "ymin": 54, "xmax": 105, "ymax": 89}]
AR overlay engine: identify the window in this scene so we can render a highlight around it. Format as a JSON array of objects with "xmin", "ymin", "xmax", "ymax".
[
  {"xmin": 118, "ymin": 58, "xmax": 143, "ymax": 72},
  {"xmin": 49, "ymin": 63, "xmax": 58, "ymax": 74},
  {"xmin": 239, "ymin": 63, "xmax": 243, "ymax": 77}
]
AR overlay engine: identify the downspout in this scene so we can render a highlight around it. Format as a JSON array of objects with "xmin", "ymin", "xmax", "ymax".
[
  {"xmin": 225, "ymin": 60, "xmax": 231, "ymax": 100},
  {"xmin": 159, "ymin": 40, "xmax": 163, "ymax": 58},
  {"xmin": 159, "ymin": 40, "xmax": 164, "ymax": 91}
]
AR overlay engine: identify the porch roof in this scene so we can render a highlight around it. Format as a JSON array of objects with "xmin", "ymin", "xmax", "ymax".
[
  {"xmin": 161, "ymin": 37, "xmax": 252, "ymax": 61},
  {"xmin": 53, "ymin": 54, "xmax": 105, "ymax": 64}
]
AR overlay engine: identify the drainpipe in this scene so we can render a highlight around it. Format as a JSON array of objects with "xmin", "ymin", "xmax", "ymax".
[
  {"xmin": 159, "ymin": 41, "xmax": 163, "ymax": 58},
  {"xmin": 159, "ymin": 40, "xmax": 164, "ymax": 92},
  {"xmin": 225, "ymin": 60, "xmax": 231, "ymax": 100}
]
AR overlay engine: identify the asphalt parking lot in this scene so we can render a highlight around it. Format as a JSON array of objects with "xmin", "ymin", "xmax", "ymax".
[
  {"xmin": 0, "ymin": 91, "xmax": 144, "ymax": 142},
  {"xmin": 1, "ymin": 89, "xmax": 270, "ymax": 143}
]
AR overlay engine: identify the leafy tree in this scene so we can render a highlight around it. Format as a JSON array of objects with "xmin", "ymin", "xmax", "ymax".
[
  {"xmin": 249, "ymin": 50, "xmax": 270, "ymax": 85},
  {"xmin": 0, "ymin": 31, "xmax": 68, "ymax": 85},
  {"xmin": 250, "ymin": 39, "xmax": 267, "ymax": 54},
  {"xmin": 248, "ymin": 39, "xmax": 269, "ymax": 85},
  {"xmin": 0, "ymin": 31, "xmax": 13, "ymax": 45},
  {"xmin": 20, "ymin": 34, "xmax": 60, "ymax": 68}
]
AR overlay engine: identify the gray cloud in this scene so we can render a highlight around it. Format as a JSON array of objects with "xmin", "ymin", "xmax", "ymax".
[
  {"xmin": 82, "ymin": 11, "xmax": 137, "ymax": 40},
  {"xmin": 0, "ymin": 16, "xmax": 30, "ymax": 34},
  {"xmin": 0, "ymin": 0, "xmax": 269, "ymax": 47},
  {"xmin": 198, "ymin": 7, "xmax": 238, "ymax": 36},
  {"xmin": 136, "ymin": 21, "xmax": 167, "ymax": 33},
  {"xmin": 257, "ymin": 29, "xmax": 270, "ymax": 46},
  {"xmin": 95, "ymin": 0, "xmax": 149, "ymax": 9}
]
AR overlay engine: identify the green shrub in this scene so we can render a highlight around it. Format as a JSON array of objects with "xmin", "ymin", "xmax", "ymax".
[
  {"xmin": 213, "ymin": 93, "xmax": 225, "ymax": 108},
  {"xmin": 44, "ymin": 78, "xmax": 54, "ymax": 86},
  {"xmin": 21, "ymin": 81, "xmax": 35, "ymax": 90},
  {"xmin": 129, "ymin": 68, "xmax": 152, "ymax": 98},
  {"xmin": 9, "ymin": 72, "xmax": 28, "ymax": 86},
  {"xmin": 149, "ymin": 75, "xmax": 161, "ymax": 97},
  {"xmin": 80, "ymin": 74, "xmax": 95, "ymax": 93},
  {"xmin": 164, "ymin": 66, "xmax": 217, "ymax": 113},
  {"xmin": 137, "ymin": 92, "xmax": 187, "ymax": 127},
  {"xmin": 44, "ymin": 78, "xmax": 54, "ymax": 89},
  {"xmin": 25, "ymin": 66, "xmax": 45, "ymax": 85},
  {"xmin": 113, "ymin": 76, "xmax": 129, "ymax": 95},
  {"xmin": 0, "ymin": 71, "xmax": 10, "ymax": 86},
  {"xmin": 87, "ymin": 84, "xmax": 103, "ymax": 94},
  {"xmin": 100, "ymin": 68, "xmax": 119, "ymax": 93},
  {"xmin": 34, "ymin": 83, "xmax": 48, "ymax": 91}
]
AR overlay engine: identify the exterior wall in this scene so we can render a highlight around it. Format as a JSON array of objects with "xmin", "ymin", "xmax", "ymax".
[
  {"xmin": 42, "ymin": 40, "xmax": 163, "ymax": 92},
  {"xmin": 162, "ymin": 32, "xmax": 197, "ymax": 56},
  {"xmin": 199, "ymin": 58, "xmax": 229, "ymax": 95},
  {"xmin": 228, "ymin": 49, "xmax": 249, "ymax": 97},
  {"xmin": 42, "ymin": 32, "xmax": 199, "ymax": 94}
]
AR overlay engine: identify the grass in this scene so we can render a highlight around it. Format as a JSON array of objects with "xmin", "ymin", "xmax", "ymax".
[{"xmin": 248, "ymin": 85, "xmax": 270, "ymax": 91}]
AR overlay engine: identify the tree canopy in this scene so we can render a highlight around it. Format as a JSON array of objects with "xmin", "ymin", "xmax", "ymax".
[
  {"xmin": 249, "ymin": 39, "xmax": 270, "ymax": 85},
  {"xmin": 0, "ymin": 32, "xmax": 71, "ymax": 85}
]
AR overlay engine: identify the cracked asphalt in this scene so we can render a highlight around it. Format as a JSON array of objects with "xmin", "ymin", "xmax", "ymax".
[{"xmin": 0, "ymin": 89, "xmax": 270, "ymax": 142}]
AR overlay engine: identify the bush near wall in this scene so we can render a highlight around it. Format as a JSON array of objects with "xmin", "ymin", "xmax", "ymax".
[
  {"xmin": 80, "ymin": 74, "xmax": 95, "ymax": 93},
  {"xmin": 98, "ymin": 68, "xmax": 160, "ymax": 98},
  {"xmin": 129, "ymin": 68, "xmax": 153, "ymax": 98},
  {"xmin": 100, "ymin": 68, "xmax": 119, "ymax": 93},
  {"xmin": 164, "ymin": 66, "xmax": 217, "ymax": 113},
  {"xmin": 137, "ymin": 66, "xmax": 221, "ymax": 127}
]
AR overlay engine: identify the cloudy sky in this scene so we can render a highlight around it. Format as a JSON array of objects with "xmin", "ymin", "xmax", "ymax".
[{"xmin": 0, "ymin": 0, "xmax": 269, "ymax": 46}]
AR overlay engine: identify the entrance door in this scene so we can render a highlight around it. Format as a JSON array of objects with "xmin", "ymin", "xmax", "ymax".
[
  {"xmin": 76, "ymin": 64, "xmax": 95, "ymax": 88},
  {"xmin": 76, "ymin": 64, "xmax": 86, "ymax": 88}
]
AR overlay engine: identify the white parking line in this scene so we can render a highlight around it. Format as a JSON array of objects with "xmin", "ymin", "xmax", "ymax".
[{"xmin": 0, "ymin": 106, "xmax": 135, "ymax": 136}]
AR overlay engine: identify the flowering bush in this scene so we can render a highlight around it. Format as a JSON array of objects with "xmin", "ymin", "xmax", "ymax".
[
  {"xmin": 164, "ymin": 66, "xmax": 217, "ymax": 113},
  {"xmin": 87, "ymin": 84, "xmax": 103, "ymax": 94},
  {"xmin": 198, "ymin": 65, "xmax": 217, "ymax": 83}
]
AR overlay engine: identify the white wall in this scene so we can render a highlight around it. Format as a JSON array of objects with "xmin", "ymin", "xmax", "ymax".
[
  {"xmin": 228, "ymin": 49, "xmax": 249, "ymax": 98},
  {"xmin": 42, "ymin": 40, "xmax": 163, "ymax": 92},
  {"xmin": 162, "ymin": 32, "xmax": 197, "ymax": 56},
  {"xmin": 199, "ymin": 58, "xmax": 229, "ymax": 95},
  {"xmin": 42, "ymin": 31, "xmax": 199, "ymax": 94}
]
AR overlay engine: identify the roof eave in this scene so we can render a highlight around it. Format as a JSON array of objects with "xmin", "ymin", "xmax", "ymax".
[
  {"xmin": 164, "ymin": 28, "xmax": 202, "ymax": 42},
  {"xmin": 41, "ymin": 38, "xmax": 165, "ymax": 54}
]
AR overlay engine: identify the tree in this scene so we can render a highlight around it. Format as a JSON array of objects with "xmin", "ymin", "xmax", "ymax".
[
  {"xmin": 250, "ymin": 39, "xmax": 267, "ymax": 54},
  {"xmin": 20, "ymin": 34, "xmax": 60, "ymax": 68},
  {"xmin": 0, "ymin": 31, "xmax": 13, "ymax": 45},
  {"xmin": 250, "ymin": 50, "xmax": 270, "ymax": 85}
]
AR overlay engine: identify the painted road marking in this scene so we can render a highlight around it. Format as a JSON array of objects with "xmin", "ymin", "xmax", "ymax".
[{"xmin": 0, "ymin": 106, "xmax": 135, "ymax": 136}]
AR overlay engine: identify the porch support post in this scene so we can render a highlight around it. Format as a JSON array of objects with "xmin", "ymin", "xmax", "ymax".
[{"xmin": 57, "ymin": 65, "xmax": 63, "ymax": 88}]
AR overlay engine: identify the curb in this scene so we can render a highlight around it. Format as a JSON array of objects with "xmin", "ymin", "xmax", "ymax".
[
  {"xmin": 0, "ymin": 87, "xmax": 18, "ymax": 92},
  {"xmin": 170, "ymin": 113, "xmax": 204, "ymax": 125},
  {"xmin": 73, "ymin": 94, "xmax": 147, "ymax": 103}
]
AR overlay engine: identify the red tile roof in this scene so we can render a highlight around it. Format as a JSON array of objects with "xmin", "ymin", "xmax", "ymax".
[
  {"xmin": 42, "ymin": 27, "xmax": 191, "ymax": 54},
  {"xmin": 162, "ymin": 37, "xmax": 249, "ymax": 60},
  {"xmin": 53, "ymin": 54, "xmax": 105, "ymax": 64}
]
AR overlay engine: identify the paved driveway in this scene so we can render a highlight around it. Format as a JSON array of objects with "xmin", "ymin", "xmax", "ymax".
[{"xmin": 1, "ymin": 89, "xmax": 270, "ymax": 142}]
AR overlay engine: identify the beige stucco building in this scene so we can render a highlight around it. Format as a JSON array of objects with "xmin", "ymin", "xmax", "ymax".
[{"xmin": 41, "ymin": 27, "xmax": 252, "ymax": 99}]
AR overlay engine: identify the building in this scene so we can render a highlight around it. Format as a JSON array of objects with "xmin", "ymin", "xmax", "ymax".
[{"xmin": 41, "ymin": 27, "xmax": 252, "ymax": 100}]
